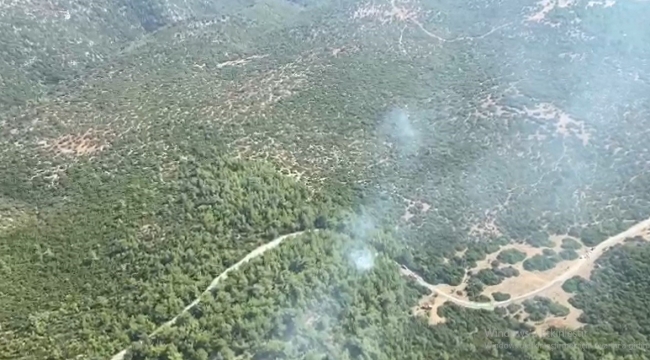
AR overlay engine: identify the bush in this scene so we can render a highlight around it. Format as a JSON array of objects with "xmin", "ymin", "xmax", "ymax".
[
  {"xmin": 542, "ymin": 249, "xmax": 556, "ymax": 257},
  {"xmin": 523, "ymin": 254, "xmax": 558, "ymax": 271},
  {"xmin": 494, "ymin": 266, "xmax": 519, "ymax": 278},
  {"xmin": 561, "ymin": 238, "xmax": 582, "ymax": 250},
  {"xmin": 562, "ymin": 276, "xmax": 588, "ymax": 293},
  {"xmin": 496, "ymin": 248, "xmax": 527, "ymax": 264},
  {"xmin": 522, "ymin": 296, "xmax": 569, "ymax": 321},
  {"xmin": 527, "ymin": 231, "xmax": 554, "ymax": 247},
  {"xmin": 492, "ymin": 292, "xmax": 511, "ymax": 302},
  {"xmin": 475, "ymin": 269, "xmax": 503, "ymax": 286},
  {"xmin": 507, "ymin": 303, "xmax": 522, "ymax": 314},
  {"xmin": 580, "ymin": 227, "xmax": 607, "ymax": 246},
  {"xmin": 548, "ymin": 302, "xmax": 570, "ymax": 317},
  {"xmin": 472, "ymin": 294, "xmax": 492, "ymax": 303},
  {"xmin": 465, "ymin": 278, "xmax": 485, "ymax": 297},
  {"xmin": 559, "ymin": 249, "xmax": 579, "ymax": 261}
]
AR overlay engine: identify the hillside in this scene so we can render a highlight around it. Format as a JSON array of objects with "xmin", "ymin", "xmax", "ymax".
[
  {"xmin": 0, "ymin": 0, "xmax": 304, "ymax": 111},
  {"xmin": 1, "ymin": 0, "xmax": 650, "ymax": 359}
]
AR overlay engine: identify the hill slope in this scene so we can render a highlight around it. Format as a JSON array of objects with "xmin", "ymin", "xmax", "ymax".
[{"xmin": 1, "ymin": 0, "xmax": 650, "ymax": 359}]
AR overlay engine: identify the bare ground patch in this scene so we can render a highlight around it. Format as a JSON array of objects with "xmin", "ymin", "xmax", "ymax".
[
  {"xmin": 222, "ymin": 61, "xmax": 309, "ymax": 118},
  {"xmin": 405, "ymin": 234, "xmax": 583, "ymax": 324},
  {"xmin": 352, "ymin": 0, "xmax": 423, "ymax": 25},
  {"xmin": 536, "ymin": 228, "xmax": 650, "ymax": 336},
  {"xmin": 197, "ymin": 50, "xmax": 335, "ymax": 129},
  {"xmin": 527, "ymin": 0, "xmax": 577, "ymax": 23},
  {"xmin": 200, "ymin": 49, "xmax": 361, "ymax": 187},
  {"xmin": 524, "ymin": 103, "xmax": 592, "ymax": 145},
  {"xmin": 454, "ymin": 248, "xmax": 467, "ymax": 258},
  {"xmin": 469, "ymin": 216, "xmax": 503, "ymax": 239},
  {"xmin": 587, "ymin": 0, "xmax": 616, "ymax": 7},
  {"xmin": 351, "ymin": 0, "xmax": 452, "ymax": 45},
  {"xmin": 531, "ymin": 282, "xmax": 584, "ymax": 335},
  {"xmin": 426, "ymin": 295, "xmax": 447, "ymax": 324},
  {"xmin": 479, "ymin": 236, "xmax": 585, "ymax": 298},
  {"xmin": 0, "ymin": 203, "xmax": 35, "ymax": 233},
  {"xmin": 37, "ymin": 128, "xmax": 114, "ymax": 158},
  {"xmin": 216, "ymin": 54, "xmax": 269, "ymax": 69},
  {"xmin": 405, "ymin": 219, "xmax": 650, "ymax": 331},
  {"xmin": 399, "ymin": 197, "xmax": 432, "ymax": 223},
  {"xmin": 531, "ymin": 225, "xmax": 650, "ymax": 333},
  {"xmin": 230, "ymin": 135, "xmax": 331, "ymax": 191},
  {"xmin": 473, "ymin": 90, "xmax": 591, "ymax": 147},
  {"xmin": 25, "ymin": 127, "xmax": 117, "ymax": 185}
]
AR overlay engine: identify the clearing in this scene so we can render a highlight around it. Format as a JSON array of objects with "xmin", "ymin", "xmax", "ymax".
[{"xmin": 403, "ymin": 216, "xmax": 650, "ymax": 333}]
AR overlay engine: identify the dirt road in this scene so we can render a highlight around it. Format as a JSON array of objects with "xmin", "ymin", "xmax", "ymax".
[
  {"xmin": 111, "ymin": 217, "xmax": 650, "ymax": 358},
  {"xmin": 110, "ymin": 230, "xmax": 312, "ymax": 360},
  {"xmin": 400, "ymin": 217, "xmax": 650, "ymax": 310}
]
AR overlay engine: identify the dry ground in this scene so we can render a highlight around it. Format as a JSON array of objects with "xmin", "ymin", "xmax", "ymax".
[{"xmin": 410, "ymin": 219, "xmax": 650, "ymax": 335}]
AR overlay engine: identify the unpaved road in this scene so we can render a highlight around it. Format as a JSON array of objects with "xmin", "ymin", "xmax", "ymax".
[
  {"xmin": 111, "ymin": 217, "xmax": 650, "ymax": 359},
  {"xmin": 111, "ymin": 230, "xmax": 312, "ymax": 360},
  {"xmin": 400, "ymin": 217, "xmax": 650, "ymax": 310}
]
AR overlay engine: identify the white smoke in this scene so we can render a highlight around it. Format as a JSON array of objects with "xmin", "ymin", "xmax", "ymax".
[
  {"xmin": 381, "ymin": 107, "xmax": 420, "ymax": 156},
  {"xmin": 350, "ymin": 211, "xmax": 376, "ymax": 239},
  {"xmin": 349, "ymin": 247, "xmax": 375, "ymax": 271}
]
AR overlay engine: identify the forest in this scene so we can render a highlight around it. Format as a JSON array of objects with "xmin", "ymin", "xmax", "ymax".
[{"xmin": 1, "ymin": 0, "xmax": 650, "ymax": 359}]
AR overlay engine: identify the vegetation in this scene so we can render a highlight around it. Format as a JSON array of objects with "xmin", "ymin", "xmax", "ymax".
[
  {"xmin": 0, "ymin": 153, "xmax": 345, "ymax": 358},
  {"xmin": 496, "ymin": 248, "xmax": 527, "ymax": 265},
  {"xmin": 522, "ymin": 254, "xmax": 559, "ymax": 272},
  {"xmin": 506, "ymin": 303, "xmax": 522, "ymax": 314},
  {"xmin": 492, "ymin": 292, "xmax": 511, "ymax": 302},
  {"xmin": 569, "ymin": 243, "xmax": 650, "ymax": 334},
  {"xmin": 525, "ymin": 232, "xmax": 554, "ymax": 248},
  {"xmin": 1, "ymin": 0, "xmax": 650, "ymax": 359},
  {"xmin": 561, "ymin": 238, "xmax": 583, "ymax": 250},
  {"xmin": 493, "ymin": 266, "xmax": 520, "ymax": 279},
  {"xmin": 494, "ymin": 306, "xmax": 508, "ymax": 317},
  {"xmin": 523, "ymin": 247, "xmax": 582, "ymax": 271},
  {"xmin": 470, "ymin": 266, "xmax": 520, "ymax": 293},
  {"xmin": 522, "ymin": 297, "xmax": 570, "ymax": 322},
  {"xmin": 562, "ymin": 276, "xmax": 589, "ymax": 294},
  {"xmin": 473, "ymin": 294, "xmax": 492, "ymax": 303},
  {"xmin": 542, "ymin": 249, "xmax": 556, "ymax": 257},
  {"xmin": 0, "ymin": 0, "xmax": 264, "ymax": 112},
  {"xmin": 475, "ymin": 269, "xmax": 503, "ymax": 286},
  {"xmin": 465, "ymin": 277, "xmax": 485, "ymax": 299},
  {"xmin": 558, "ymin": 249, "xmax": 579, "ymax": 261}
]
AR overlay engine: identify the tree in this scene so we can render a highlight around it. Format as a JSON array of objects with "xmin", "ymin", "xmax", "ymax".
[
  {"xmin": 561, "ymin": 238, "xmax": 582, "ymax": 250},
  {"xmin": 497, "ymin": 249, "xmax": 527, "ymax": 264},
  {"xmin": 492, "ymin": 292, "xmax": 511, "ymax": 302}
]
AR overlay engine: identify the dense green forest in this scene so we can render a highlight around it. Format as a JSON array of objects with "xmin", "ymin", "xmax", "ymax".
[
  {"xmin": 0, "ymin": 152, "xmax": 347, "ymax": 358},
  {"xmin": 1, "ymin": 0, "xmax": 650, "ymax": 359}
]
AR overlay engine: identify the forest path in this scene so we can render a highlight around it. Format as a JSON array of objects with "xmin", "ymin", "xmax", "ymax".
[
  {"xmin": 111, "ymin": 217, "xmax": 650, "ymax": 359},
  {"xmin": 400, "ymin": 217, "xmax": 650, "ymax": 310},
  {"xmin": 110, "ymin": 230, "xmax": 314, "ymax": 360}
]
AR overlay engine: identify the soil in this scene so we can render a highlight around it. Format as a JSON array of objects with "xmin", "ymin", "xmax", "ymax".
[
  {"xmin": 400, "ymin": 198, "xmax": 432, "ymax": 222},
  {"xmin": 532, "ymin": 282, "xmax": 583, "ymax": 336},
  {"xmin": 404, "ymin": 218, "xmax": 650, "ymax": 331},
  {"xmin": 523, "ymin": 103, "xmax": 591, "ymax": 145},
  {"xmin": 527, "ymin": 0, "xmax": 577, "ymax": 23},
  {"xmin": 39, "ymin": 128, "xmax": 114, "ymax": 157},
  {"xmin": 216, "ymin": 54, "xmax": 268, "ymax": 68}
]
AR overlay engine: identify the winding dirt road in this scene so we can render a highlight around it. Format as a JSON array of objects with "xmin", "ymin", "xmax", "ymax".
[
  {"xmin": 111, "ymin": 217, "xmax": 650, "ymax": 359},
  {"xmin": 401, "ymin": 217, "xmax": 650, "ymax": 310},
  {"xmin": 111, "ymin": 230, "xmax": 312, "ymax": 360}
]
